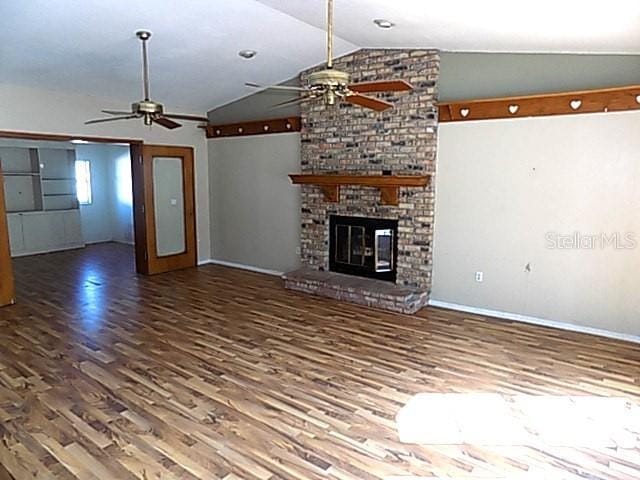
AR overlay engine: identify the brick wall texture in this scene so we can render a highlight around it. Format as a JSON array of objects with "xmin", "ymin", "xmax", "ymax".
[{"xmin": 299, "ymin": 49, "xmax": 440, "ymax": 290}]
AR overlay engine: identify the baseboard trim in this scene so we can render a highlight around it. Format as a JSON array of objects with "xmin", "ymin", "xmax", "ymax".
[
  {"xmin": 84, "ymin": 239, "xmax": 113, "ymax": 245},
  {"xmin": 428, "ymin": 300, "xmax": 640, "ymax": 344},
  {"xmin": 201, "ymin": 259, "xmax": 284, "ymax": 277},
  {"xmin": 11, "ymin": 244, "xmax": 86, "ymax": 258}
]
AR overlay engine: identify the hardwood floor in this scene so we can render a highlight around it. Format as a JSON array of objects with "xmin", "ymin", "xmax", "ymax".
[{"xmin": 0, "ymin": 243, "xmax": 639, "ymax": 479}]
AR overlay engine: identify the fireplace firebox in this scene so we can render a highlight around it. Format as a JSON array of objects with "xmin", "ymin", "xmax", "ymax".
[{"xmin": 329, "ymin": 215, "xmax": 398, "ymax": 282}]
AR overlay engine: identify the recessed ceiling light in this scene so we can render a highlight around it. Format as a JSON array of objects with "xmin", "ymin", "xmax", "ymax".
[
  {"xmin": 238, "ymin": 49, "xmax": 257, "ymax": 59},
  {"xmin": 373, "ymin": 19, "xmax": 395, "ymax": 29}
]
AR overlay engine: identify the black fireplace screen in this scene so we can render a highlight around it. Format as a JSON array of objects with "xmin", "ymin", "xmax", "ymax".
[{"xmin": 329, "ymin": 215, "xmax": 398, "ymax": 282}]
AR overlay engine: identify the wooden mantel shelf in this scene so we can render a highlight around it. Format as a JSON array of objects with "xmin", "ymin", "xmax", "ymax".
[{"xmin": 288, "ymin": 174, "xmax": 431, "ymax": 206}]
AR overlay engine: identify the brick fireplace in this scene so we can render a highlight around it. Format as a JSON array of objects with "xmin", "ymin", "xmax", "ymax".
[{"xmin": 284, "ymin": 48, "xmax": 440, "ymax": 313}]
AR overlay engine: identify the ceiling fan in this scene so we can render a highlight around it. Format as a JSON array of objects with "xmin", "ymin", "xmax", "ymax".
[
  {"xmin": 246, "ymin": 0, "xmax": 413, "ymax": 112},
  {"xmin": 85, "ymin": 31, "xmax": 208, "ymax": 129}
]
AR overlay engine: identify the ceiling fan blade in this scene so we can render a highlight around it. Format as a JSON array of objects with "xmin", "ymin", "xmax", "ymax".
[
  {"xmin": 345, "ymin": 94, "xmax": 394, "ymax": 112},
  {"xmin": 85, "ymin": 114, "xmax": 139, "ymax": 125},
  {"xmin": 348, "ymin": 80, "xmax": 413, "ymax": 93},
  {"xmin": 246, "ymin": 82, "xmax": 308, "ymax": 92},
  {"xmin": 153, "ymin": 116, "xmax": 182, "ymax": 129},
  {"xmin": 163, "ymin": 113, "xmax": 209, "ymax": 122},
  {"xmin": 101, "ymin": 109, "xmax": 135, "ymax": 116},
  {"xmin": 270, "ymin": 95, "xmax": 315, "ymax": 109}
]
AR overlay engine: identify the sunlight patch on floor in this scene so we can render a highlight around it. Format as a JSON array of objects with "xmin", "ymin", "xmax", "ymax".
[
  {"xmin": 385, "ymin": 477, "xmax": 561, "ymax": 480},
  {"xmin": 385, "ymin": 476, "xmax": 568, "ymax": 480},
  {"xmin": 396, "ymin": 393, "xmax": 639, "ymax": 447}
]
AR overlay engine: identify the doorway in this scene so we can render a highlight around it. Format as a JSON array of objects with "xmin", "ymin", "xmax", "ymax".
[{"xmin": 0, "ymin": 132, "xmax": 197, "ymax": 307}]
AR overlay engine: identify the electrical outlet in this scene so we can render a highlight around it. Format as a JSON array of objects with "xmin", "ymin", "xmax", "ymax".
[
  {"xmin": 475, "ymin": 271, "xmax": 484, "ymax": 282},
  {"xmin": 295, "ymin": 246, "xmax": 301, "ymax": 255}
]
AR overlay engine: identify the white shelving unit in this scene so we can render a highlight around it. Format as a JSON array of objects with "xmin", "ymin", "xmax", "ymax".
[
  {"xmin": 1, "ymin": 147, "xmax": 43, "ymax": 213},
  {"xmin": 1, "ymin": 146, "xmax": 84, "ymax": 257}
]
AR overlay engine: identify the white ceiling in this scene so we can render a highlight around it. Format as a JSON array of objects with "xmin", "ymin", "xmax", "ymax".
[
  {"xmin": 258, "ymin": 0, "xmax": 640, "ymax": 54},
  {"xmin": 0, "ymin": 0, "xmax": 357, "ymax": 113},
  {"xmin": 2, "ymin": 0, "xmax": 640, "ymax": 113}
]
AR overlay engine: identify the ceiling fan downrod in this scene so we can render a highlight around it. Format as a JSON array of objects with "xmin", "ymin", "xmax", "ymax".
[
  {"xmin": 136, "ymin": 30, "xmax": 154, "ymax": 125},
  {"xmin": 327, "ymin": 0, "xmax": 334, "ymax": 69},
  {"xmin": 136, "ymin": 30, "xmax": 152, "ymax": 102}
]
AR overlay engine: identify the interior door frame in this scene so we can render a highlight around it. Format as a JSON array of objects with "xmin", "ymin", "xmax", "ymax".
[
  {"xmin": 0, "ymin": 130, "xmax": 197, "ymax": 306},
  {"xmin": 0, "ymin": 166, "xmax": 15, "ymax": 306},
  {"xmin": 133, "ymin": 144, "xmax": 197, "ymax": 275}
]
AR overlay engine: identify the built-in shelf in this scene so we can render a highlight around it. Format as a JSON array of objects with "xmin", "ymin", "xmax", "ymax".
[
  {"xmin": 8, "ymin": 208, "xmax": 78, "ymax": 215},
  {"xmin": 2, "ymin": 146, "xmax": 83, "ymax": 258},
  {"xmin": 288, "ymin": 174, "xmax": 431, "ymax": 206},
  {"xmin": 7, "ymin": 209, "xmax": 40, "ymax": 214}
]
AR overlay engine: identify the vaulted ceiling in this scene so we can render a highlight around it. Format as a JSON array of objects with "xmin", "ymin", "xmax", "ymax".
[{"xmin": 2, "ymin": 0, "xmax": 639, "ymax": 113}]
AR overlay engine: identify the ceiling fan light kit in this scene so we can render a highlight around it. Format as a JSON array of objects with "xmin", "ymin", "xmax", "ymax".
[
  {"xmin": 246, "ymin": 0, "xmax": 412, "ymax": 112},
  {"xmin": 85, "ymin": 30, "xmax": 208, "ymax": 129}
]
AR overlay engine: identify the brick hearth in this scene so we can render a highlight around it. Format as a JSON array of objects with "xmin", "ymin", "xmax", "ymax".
[{"xmin": 283, "ymin": 266, "xmax": 430, "ymax": 314}]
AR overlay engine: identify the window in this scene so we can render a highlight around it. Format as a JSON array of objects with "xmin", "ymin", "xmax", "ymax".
[{"xmin": 75, "ymin": 159, "xmax": 92, "ymax": 205}]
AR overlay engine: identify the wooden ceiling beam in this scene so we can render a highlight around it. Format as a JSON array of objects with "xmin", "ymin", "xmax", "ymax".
[
  {"xmin": 205, "ymin": 117, "xmax": 301, "ymax": 138},
  {"xmin": 0, "ymin": 130, "xmax": 143, "ymax": 145},
  {"xmin": 437, "ymin": 85, "xmax": 640, "ymax": 123}
]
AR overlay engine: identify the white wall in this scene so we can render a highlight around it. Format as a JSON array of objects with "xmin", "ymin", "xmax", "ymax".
[
  {"xmin": 439, "ymin": 53, "xmax": 640, "ymax": 101},
  {"xmin": 76, "ymin": 144, "xmax": 113, "ymax": 243},
  {"xmin": 0, "ymin": 83, "xmax": 210, "ymax": 261},
  {"xmin": 433, "ymin": 111, "xmax": 640, "ymax": 337},
  {"xmin": 209, "ymin": 133, "xmax": 301, "ymax": 273},
  {"xmin": 109, "ymin": 146, "xmax": 135, "ymax": 245},
  {"xmin": 76, "ymin": 144, "xmax": 134, "ymax": 245}
]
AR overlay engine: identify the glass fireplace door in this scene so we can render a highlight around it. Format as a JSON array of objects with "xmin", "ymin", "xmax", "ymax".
[
  {"xmin": 374, "ymin": 229, "xmax": 394, "ymax": 272},
  {"xmin": 335, "ymin": 225, "xmax": 366, "ymax": 267},
  {"xmin": 329, "ymin": 215, "xmax": 398, "ymax": 282}
]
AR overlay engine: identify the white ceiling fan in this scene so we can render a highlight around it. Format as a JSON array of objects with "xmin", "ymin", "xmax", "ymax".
[
  {"xmin": 246, "ymin": 0, "xmax": 413, "ymax": 112},
  {"xmin": 85, "ymin": 31, "xmax": 209, "ymax": 129}
]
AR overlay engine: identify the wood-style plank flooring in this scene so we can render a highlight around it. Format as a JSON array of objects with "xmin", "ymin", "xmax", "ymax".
[{"xmin": 0, "ymin": 243, "xmax": 639, "ymax": 479}]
